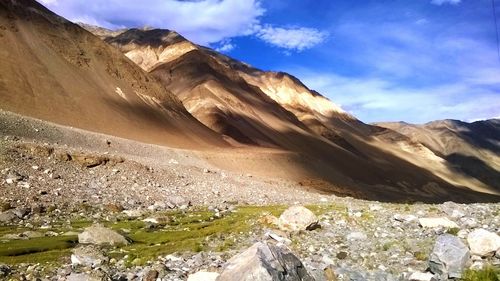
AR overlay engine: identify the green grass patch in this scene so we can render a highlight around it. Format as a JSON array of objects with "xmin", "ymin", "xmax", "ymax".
[
  {"xmin": 462, "ymin": 266, "xmax": 500, "ymax": 281},
  {"xmin": 0, "ymin": 235, "xmax": 77, "ymax": 264},
  {"xmin": 0, "ymin": 205, "xmax": 318, "ymax": 267}
]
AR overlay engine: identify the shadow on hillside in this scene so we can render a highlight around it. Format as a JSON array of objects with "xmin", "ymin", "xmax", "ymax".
[
  {"xmin": 461, "ymin": 120, "xmax": 500, "ymax": 154},
  {"xmin": 445, "ymin": 153, "xmax": 500, "ymax": 192},
  {"xmin": 205, "ymin": 111, "xmax": 500, "ymax": 203}
]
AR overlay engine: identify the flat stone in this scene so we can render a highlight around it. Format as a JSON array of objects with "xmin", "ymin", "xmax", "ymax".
[
  {"xmin": 419, "ymin": 217, "xmax": 458, "ymax": 228},
  {"xmin": 409, "ymin": 272, "xmax": 436, "ymax": 281},
  {"xmin": 66, "ymin": 273, "xmax": 101, "ymax": 281},
  {"xmin": 187, "ymin": 271, "xmax": 219, "ymax": 281}
]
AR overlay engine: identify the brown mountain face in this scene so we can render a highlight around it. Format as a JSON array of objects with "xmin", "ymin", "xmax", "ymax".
[
  {"xmin": 0, "ymin": 0, "xmax": 225, "ymax": 149},
  {"xmin": 101, "ymin": 27, "xmax": 500, "ymax": 202},
  {"xmin": 375, "ymin": 119, "xmax": 500, "ymax": 193},
  {"xmin": 0, "ymin": 0, "xmax": 495, "ymax": 203}
]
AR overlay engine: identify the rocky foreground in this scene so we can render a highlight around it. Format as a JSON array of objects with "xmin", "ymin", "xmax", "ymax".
[{"xmin": 0, "ymin": 137, "xmax": 499, "ymax": 281}]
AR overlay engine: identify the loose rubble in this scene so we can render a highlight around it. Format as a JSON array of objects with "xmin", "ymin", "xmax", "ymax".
[{"xmin": 0, "ymin": 132, "xmax": 499, "ymax": 280}]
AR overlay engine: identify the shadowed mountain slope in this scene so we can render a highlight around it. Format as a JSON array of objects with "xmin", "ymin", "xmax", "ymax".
[
  {"xmin": 376, "ymin": 119, "xmax": 500, "ymax": 192},
  {"xmin": 0, "ymin": 0, "xmax": 226, "ymax": 149},
  {"xmin": 102, "ymin": 27, "xmax": 500, "ymax": 202}
]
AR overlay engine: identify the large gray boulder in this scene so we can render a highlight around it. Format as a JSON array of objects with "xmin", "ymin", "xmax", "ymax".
[
  {"xmin": 78, "ymin": 225, "xmax": 129, "ymax": 246},
  {"xmin": 429, "ymin": 234, "xmax": 469, "ymax": 279},
  {"xmin": 217, "ymin": 242, "xmax": 314, "ymax": 281},
  {"xmin": 467, "ymin": 229, "xmax": 500, "ymax": 257},
  {"xmin": 278, "ymin": 206, "xmax": 318, "ymax": 232}
]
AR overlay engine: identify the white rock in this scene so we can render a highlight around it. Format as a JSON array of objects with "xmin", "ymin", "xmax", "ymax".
[
  {"xmin": 409, "ymin": 272, "xmax": 436, "ymax": 281},
  {"xmin": 322, "ymin": 255, "xmax": 334, "ymax": 265},
  {"xmin": 278, "ymin": 205, "xmax": 318, "ymax": 231},
  {"xmin": 187, "ymin": 271, "xmax": 219, "ymax": 281},
  {"xmin": 419, "ymin": 217, "xmax": 458, "ymax": 228},
  {"xmin": 467, "ymin": 229, "xmax": 500, "ymax": 257}
]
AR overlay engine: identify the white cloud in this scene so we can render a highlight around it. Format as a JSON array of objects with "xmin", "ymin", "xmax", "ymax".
[
  {"xmin": 256, "ymin": 25, "xmax": 328, "ymax": 51},
  {"xmin": 430, "ymin": 0, "xmax": 461, "ymax": 5},
  {"xmin": 37, "ymin": 0, "xmax": 328, "ymax": 53},
  {"xmin": 38, "ymin": 0, "xmax": 264, "ymax": 46},
  {"xmin": 214, "ymin": 39, "xmax": 235, "ymax": 52}
]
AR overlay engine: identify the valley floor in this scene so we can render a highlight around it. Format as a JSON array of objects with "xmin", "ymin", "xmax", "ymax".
[{"xmin": 0, "ymin": 110, "xmax": 499, "ymax": 280}]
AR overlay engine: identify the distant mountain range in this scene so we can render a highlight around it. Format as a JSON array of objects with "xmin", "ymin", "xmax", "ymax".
[{"xmin": 0, "ymin": 0, "xmax": 498, "ymax": 202}]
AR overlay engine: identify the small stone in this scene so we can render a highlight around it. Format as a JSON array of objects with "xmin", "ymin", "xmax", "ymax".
[
  {"xmin": 142, "ymin": 269, "xmax": 159, "ymax": 281},
  {"xmin": 5, "ymin": 170, "xmax": 23, "ymax": 183},
  {"xmin": 71, "ymin": 246, "xmax": 107, "ymax": 267},
  {"xmin": 0, "ymin": 264, "xmax": 11, "ymax": 278},
  {"xmin": 409, "ymin": 272, "xmax": 436, "ymax": 281},
  {"xmin": 12, "ymin": 207, "xmax": 30, "ymax": 218},
  {"xmin": 66, "ymin": 273, "xmax": 101, "ymax": 281},
  {"xmin": 394, "ymin": 214, "xmax": 417, "ymax": 223},
  {"xmin": 336, "ymin": 251, "xmax": 348, "ymax": 260},
  {"xmin": 187, "ymin": 271, "xmax": 219, "ymax": 281},
  {"xmin": 419, "ymin": 217, "xmax": 458, "ymax": 228}
]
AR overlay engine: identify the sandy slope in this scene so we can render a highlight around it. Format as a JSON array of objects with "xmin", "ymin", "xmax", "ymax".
[
  {"xmin": 0, "ymin": 0, "xmax": 225, "ymax": 149},
  {"xmin": 103, "ymin": 27, "xmax": 500, "ymax": 200},
  {"xmin": 376, "ymin": 120, "xmax": 500, "ymax": 193},
  {"xmin": 0, "ymin": 1, "xmax": 496, "ymax": 202}
]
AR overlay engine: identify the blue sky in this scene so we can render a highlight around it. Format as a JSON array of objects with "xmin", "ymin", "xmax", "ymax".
[{"xmin": 38, "ymin": 0, "xmax": 500, "ymax": 123}]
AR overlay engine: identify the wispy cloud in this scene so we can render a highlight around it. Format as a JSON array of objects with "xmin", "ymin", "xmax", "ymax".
[
  {"xmin": 430, "ymin": 0, "xmax": 461, "ymax": 5},
  {"xmin": 214, "ymin": 39, "xmax": 235, "ymax": 52},
  {"xmin": 256, "ymin": 25, "xmax": 328, "ymax": 51},
  {"xmin": 294, "ymin": 70, "xmax": 500, "ymax": 123},
  {"xmin": 284, "ymin": 8, "xmax": 500, "ymax": 123}
]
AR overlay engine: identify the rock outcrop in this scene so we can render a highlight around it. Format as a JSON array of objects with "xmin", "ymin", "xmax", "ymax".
[
  {"xmin": 217, "ymin": 242, "xmax": 314, "ymax": 281},
  {"xmin": 429, "ymin": 234, "xmax": 470, "ymax": 279}
]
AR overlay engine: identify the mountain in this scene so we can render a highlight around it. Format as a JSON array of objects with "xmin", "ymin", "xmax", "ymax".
[
  {"xmin": 0, "ymin": 0, "xmax": 225, "ymax": 149},
  {"xmin": 0, "ymin": 0, "xmax": 495, "ymax": 202},
  {"xmin": 100, "ymin": 27, "xmax": 500, "ymax": 202},
  {"xmin": 375, "ymin": 119, "xmax": 500, "ymax": 192}
]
